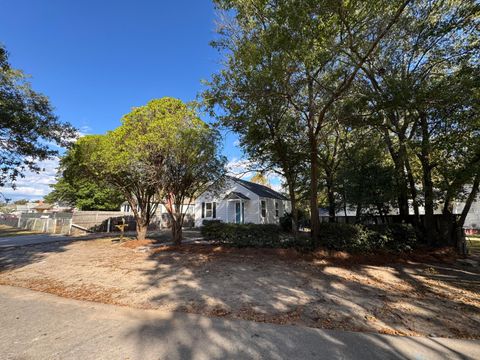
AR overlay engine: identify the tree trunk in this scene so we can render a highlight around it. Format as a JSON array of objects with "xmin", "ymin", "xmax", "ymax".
[
  {"xmin": 355, "ymin": 203, "xmax": 362, "ymax": 223},
  {"xmin": 422, "ymin": 169, "xmax": 435, "ymax": 245},
  {"xmin": 171, "ymin": 219, "xmax": 183, "ymax": 246},
  {"xmin": 309, "ymin": 133, "xmax": 320, "ymax": 242},
  {"xmin": 287, "ymin": 182, "xmax": 299, "ymax": 235},
  {"xmin": 136, "ymin": 222, "xmax": 148, "ymax": 241},
  {"xmin": 383, "ymin": 128, "xmax": 409, "ymax": 222},
  {"xmin": 326, "ymin": 176, "xmax": 336, "ymax": 223},
  {"xmin": 419, "ymin": 115, "xmax": 436, "ymax": 245},
  {"xmin": 405, "ymin": 157, "xmax": 421, "ymax": 227},
  {"xmin": 395, "ymin": 149, "xmax": 410, "ymax": 222}
]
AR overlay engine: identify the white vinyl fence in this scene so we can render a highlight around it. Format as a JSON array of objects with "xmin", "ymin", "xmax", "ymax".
[{"xmin": 1, "ymin": 209, "xmax": 195, "ymax": 236}]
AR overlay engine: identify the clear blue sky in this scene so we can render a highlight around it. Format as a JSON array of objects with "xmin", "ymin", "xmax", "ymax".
[{"xmin": 1, "ymin": 0, "xmax": 255, "ymax": 200}]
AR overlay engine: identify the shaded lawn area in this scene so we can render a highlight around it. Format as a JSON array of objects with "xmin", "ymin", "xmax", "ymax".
[
  {"xmin": 0, "ymin": 224, "xmax": 40, "ymax": 238},
  {"xmin": 0, "ymin": 237, "xmax": 479, "ymax": 340}
]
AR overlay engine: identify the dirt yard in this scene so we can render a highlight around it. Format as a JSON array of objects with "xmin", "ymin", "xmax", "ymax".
[{"xmin": 0, "ymin": 238, "xmax": 479, "ymax": 339}]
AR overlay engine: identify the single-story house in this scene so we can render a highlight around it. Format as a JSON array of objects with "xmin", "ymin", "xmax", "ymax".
[{"xmin": 194, "ymin": 177, "xmax": 291, "ymax": 227}]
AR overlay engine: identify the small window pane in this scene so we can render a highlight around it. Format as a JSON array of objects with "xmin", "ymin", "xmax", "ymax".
[
  {"xmin": 261, "ymin": 200, "xmax": 266, "ymax": 218},
  {"xmin": 206, "ymin": 203, "xmax": 213, "ymax": 218}
]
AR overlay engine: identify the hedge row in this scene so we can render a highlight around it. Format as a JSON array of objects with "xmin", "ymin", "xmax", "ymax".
[
  {"xmin": 201, "ymin": 220, "xmax": 283, "ymax": 248},
  {"xmin": 201, "ymin": 220, "xmax": 417, "ymax": 253},
  {"xmin": 319, "ymin": 222, "xmax": 417, "ymax": 253}
]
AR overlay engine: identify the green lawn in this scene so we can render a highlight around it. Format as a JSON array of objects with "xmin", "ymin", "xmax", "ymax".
[{"xmin": 0, "ymin": 224, "xmax": 39, "ymax": 238}]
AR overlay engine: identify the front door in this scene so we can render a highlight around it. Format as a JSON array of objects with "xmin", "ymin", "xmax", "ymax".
[{"xmin": 235, "ymin": 202, "xmax": 241, "ymax": 223}]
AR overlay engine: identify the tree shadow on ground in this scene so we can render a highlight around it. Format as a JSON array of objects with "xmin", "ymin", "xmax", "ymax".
[
  {"xmin": 0, "ymin": 240, "xmax": 70, "ymax": 271},
  {"xmin": 123, "ymin": 241, "xmax": 480, "ymax": 358},
  {"xmin": 123, "ymin": 303, "xmax": 477, "ymax": 360}
]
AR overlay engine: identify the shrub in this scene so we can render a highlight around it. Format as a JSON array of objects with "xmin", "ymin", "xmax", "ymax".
[
  {"xmin": 319, "ymin": 222, "xmax": 417, "ymax": 253},
  {"xmin": 201, "ymin": 221, "xmax": 284, "ymax": 247},
  {"xmin": 279, "ymin": 213, "xmax": 293, "ymax": 232},
  {"xmin": 279, "ymin": 209, "xmax": 309, "ymax": 232}
]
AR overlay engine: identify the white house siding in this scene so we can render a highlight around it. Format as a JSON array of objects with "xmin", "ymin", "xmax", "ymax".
[
  {"xmin": 258, "ymin": 198, "xmax": 290, "ymax": 225},
  {"xmin": 454, "ymin": 199, "xmax": 480, "ymax": 230},
  {"xmin": 194, "ymin": 179, "xmax": 261, "ymax": 227}
]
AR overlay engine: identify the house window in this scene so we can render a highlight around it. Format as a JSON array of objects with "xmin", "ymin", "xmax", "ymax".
[
  {"xmin": 261, "ymin": 200, "xmax": 266, "ymax": 218},
  {"xmin": 275, "ymin": 202, "xmax": 279, "ymax": 217},
  {"xmin": 202, "ymin": 202, "xmax": 216, "ymax": 218},
  {"xmin": 206, "ymin": 203, "xmax": 213, "ymax": 218}
]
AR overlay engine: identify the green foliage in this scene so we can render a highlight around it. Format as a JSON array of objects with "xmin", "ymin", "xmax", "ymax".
[
  {"xmin": 201, "ymin": 221, "xmax": 283, "ymax": 247},
  {"xmin": 208, "ymin": 0, "xmax": 414, "ymax": 238},
  {"xmin": 337, "ymin": 132, "xmax": 396, "ymax": 217},
  {"xmin": 13, "ymin": 199, "xmax": 28, "ymax": 205},
  {"xmin": 44, "ymin": 177, "xmax": 124, "ymax": 211},
  {"xmin": 116, "ymin": 97, "xmax": 227, "ymax": 243},
  {"xmin": 319, "ymin": 223, "xmax": 417, "ymax": 253},
  {"xmin": 0, "ymin": 45, "xmax": 76, "ymax": 188},
  {"xmin": 279, "ymin": 210, "xmax": 308, "ymax": 232},
  {"xmin": 201, "ymin": 220, "xmax": 315, "ymax": 251},
  {"xmin": 59, "ymin": 133, "xmax": 158, "ymax": 240},
  {"xmin": 60, "ymin": 97, "xmax": 225, "ymax": 241}
]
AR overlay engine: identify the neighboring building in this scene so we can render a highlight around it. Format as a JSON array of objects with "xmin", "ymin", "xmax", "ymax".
[
  {"xmin": 13, "ymin": 202, "xmax": 38, "ymax": 215},
  {"xmin": 319, "ymin": 196, "xmax": 480, "ymax": 232},
  {"xmin": 453, "ymin": 199, "xmax": 480, "ymax": 234},
  {"xmin": 33, "ymin": 202, "xmax": 73, "ymax": 214},
  {"xmin": 194, "ymin": 177, "xmax": 291, "ymax": 227}
]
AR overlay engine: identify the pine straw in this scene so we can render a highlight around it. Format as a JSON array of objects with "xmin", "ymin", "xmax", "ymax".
[
  {"xmin": 151, "ymin": 244, "xmax": 459, "ymax": 266},
  {"xmin": 0, "ymin": 277, "xmax": 124, "ymax": 305},
  {"xmin": 121, "ymin": 239, "xmax": 156, "ymax": 249}
]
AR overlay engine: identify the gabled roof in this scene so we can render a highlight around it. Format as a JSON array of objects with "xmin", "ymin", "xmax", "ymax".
[
  {"xmin": 224, "ymin": 191, "xmax": 251, "ymax": 200},
  {"xmin": 230, "ymin": 176, "xmax": 288, "ymax": 201}
]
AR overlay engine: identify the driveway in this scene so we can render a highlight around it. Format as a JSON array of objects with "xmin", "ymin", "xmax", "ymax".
[{"xmin": 1, "ymin": 286, "xmax": 479, "ymax": 360}]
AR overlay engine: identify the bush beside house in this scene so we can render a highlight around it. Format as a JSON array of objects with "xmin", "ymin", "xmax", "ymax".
[
  {"xmin": 201, "ymin": 220, "xmax": 417, "ymax": 253},
  {"xmin": 319, "ymin": 223, "xmax": 417, "ymax": 253},
  {"xmin": 201, "ymin": 220, "xmax": 283, "ymax": 247}
]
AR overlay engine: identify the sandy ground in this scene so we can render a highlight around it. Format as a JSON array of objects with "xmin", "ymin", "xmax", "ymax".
[{"xmin": 0, "ymin": 238, "xmax": 479, "ymax": 339}]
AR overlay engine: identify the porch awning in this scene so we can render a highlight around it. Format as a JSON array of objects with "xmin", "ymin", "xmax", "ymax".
[{"xmin": 224, "ymin": 191, "xmax": 250, "ymax": 200}]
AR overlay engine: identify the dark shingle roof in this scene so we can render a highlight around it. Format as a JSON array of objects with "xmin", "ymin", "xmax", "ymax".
[
  {"xmin": 224, "ymin": 191, "xmax": 251, "ymax": 200},
  {"xmin": 230, "ymin": 177, "xmax": 288, "ymax": 200}
]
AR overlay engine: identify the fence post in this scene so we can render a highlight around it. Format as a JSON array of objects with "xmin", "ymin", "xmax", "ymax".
[
  {"xmin": 17, "ymin": 214, "xmax": 22, "ymax": 228},
  {"xmin": 107, "ymin": 218, "xmax": 111, "ymax": 233}
]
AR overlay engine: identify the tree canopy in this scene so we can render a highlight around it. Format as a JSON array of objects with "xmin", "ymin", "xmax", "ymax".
[
  {"xmin": 207, "ymin": 0, "xmax": 480, "ymax": 251},
  {"xmin": 44, "ymin": 176, "xmax": 124, "ymax": 211},
  {"xmin": 0, "ymin": 45, "xmax": 76, "ymax": 190},
  {"xmin": 60, "ymin": 97, "xmax": 226, "ymax": 242}
]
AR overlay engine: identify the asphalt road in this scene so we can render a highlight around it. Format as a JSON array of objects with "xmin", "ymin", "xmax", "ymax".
[
  {"xmin": 0, "ymin": 234, "xmax": 75, "ymax": 248},
  {"xmin": 0, "ymin": 229, "xmax": 204, "ymax": 248},
  {"xmin": 1, "ymin": 286, "xmax": 479, "ymax": 360}
]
